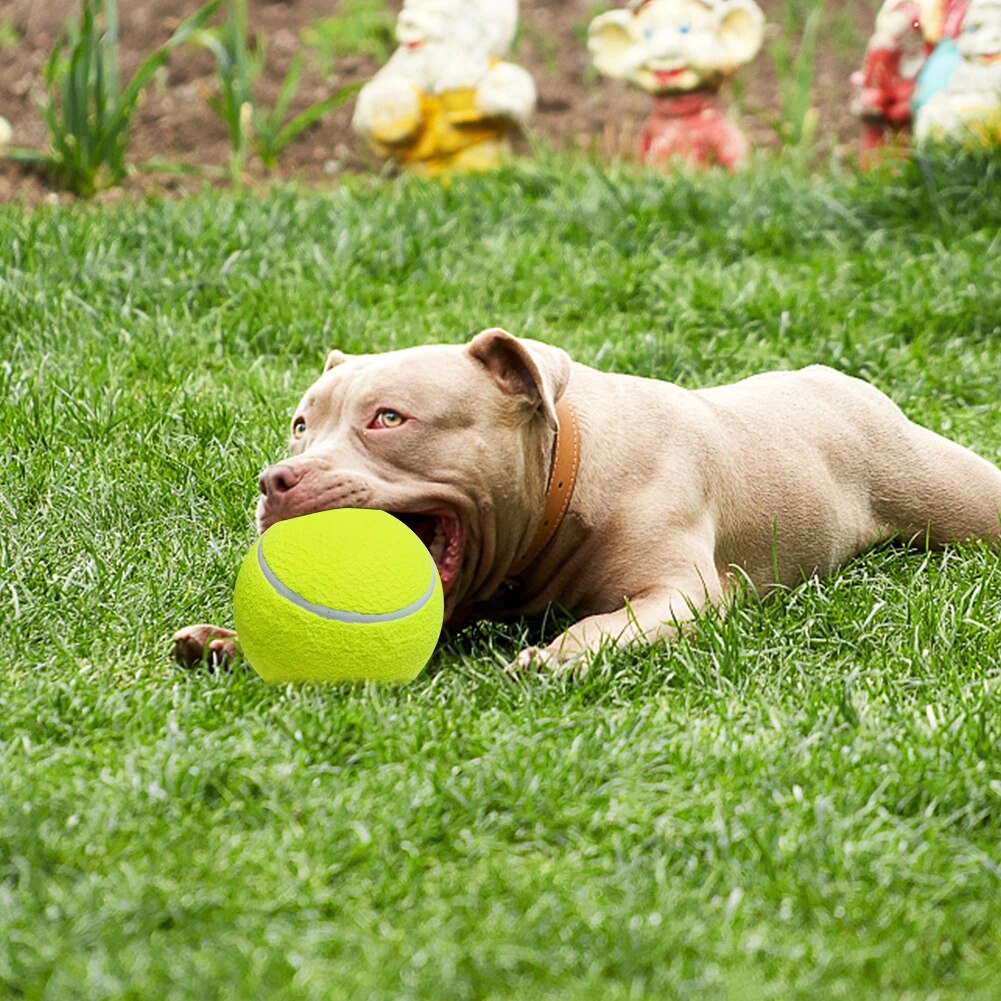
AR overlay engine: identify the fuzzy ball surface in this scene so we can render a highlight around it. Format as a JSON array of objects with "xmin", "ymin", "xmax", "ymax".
[{"xmin": 234, "ymin": 509, "xmax": 444, "ymax": 684}]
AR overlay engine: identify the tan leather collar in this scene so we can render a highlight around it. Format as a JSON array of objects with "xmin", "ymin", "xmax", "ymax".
[{"xmin": 508, "ymin": 395, "xmax": 580, "ymax": 579}]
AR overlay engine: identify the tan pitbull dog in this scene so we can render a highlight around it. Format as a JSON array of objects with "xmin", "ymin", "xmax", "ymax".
[{"xmin": 173, "ymin": 329, "xmax": 1001, "ymax": 672}]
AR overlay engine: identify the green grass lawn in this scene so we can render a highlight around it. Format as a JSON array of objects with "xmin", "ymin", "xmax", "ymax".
[{"xmin": 2, "ymin": 155, "xmax": 1000, "ymax": 1000}]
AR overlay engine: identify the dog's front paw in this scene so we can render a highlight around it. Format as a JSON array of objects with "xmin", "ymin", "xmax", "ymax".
[
  {"xmin": 506, "ymin": 645, "xmax": 590, "ymax": 679},
  {"xmin": 171, "ymin": 624, "xmax": 239, "ymax": 671},
  {"xmin": 506, "ymin": 645, "xmax": 554, "ymax": 674}
]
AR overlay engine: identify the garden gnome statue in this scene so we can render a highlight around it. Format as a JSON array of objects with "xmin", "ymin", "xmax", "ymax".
[
  {"xmin": 352, "ymin": 0, "xmax": 536, "ymax": 176},
  {"xmin": 588, "ymin": 0, "xmax": 766, "ymax": 171},
  {"xmin": 911, "ymin": 1, "xmax": 970, "ymax": 122},
  {"xmin": 914, "ymin": 0, "xmax": 1001, "ymax": 144},
  {"xmin": 851, "ymin": 0, "xmax": 931, "ymax": 159}
]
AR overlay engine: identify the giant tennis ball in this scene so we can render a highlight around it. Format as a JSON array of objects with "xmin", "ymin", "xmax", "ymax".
[{"xmin": 233, "ymin": 508, "xmax": 443, "ymax": 684}]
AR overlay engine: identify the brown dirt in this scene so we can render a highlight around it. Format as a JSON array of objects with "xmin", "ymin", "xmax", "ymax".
[{"xmin": 0, "ymin": 0, "xmax": 881, "ymax": 205}]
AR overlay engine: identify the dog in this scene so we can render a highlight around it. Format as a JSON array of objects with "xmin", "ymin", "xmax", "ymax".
[{"xmin": 172, "ymin": 328, "xmax": 1001, "ymax": 673}]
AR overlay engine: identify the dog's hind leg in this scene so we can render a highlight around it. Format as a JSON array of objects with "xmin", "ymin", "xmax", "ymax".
[{"xmin": 872, "ymin": 419, "xmax": 1001, "ymax": 547}]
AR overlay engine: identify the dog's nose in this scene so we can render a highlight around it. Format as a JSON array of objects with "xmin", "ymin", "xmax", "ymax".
[{"xmin": 259, "ymin": 463, "xmax": 304, "ymax": 499}]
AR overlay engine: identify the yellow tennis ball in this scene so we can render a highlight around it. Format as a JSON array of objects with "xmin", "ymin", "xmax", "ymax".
[{"xmin": 233, "ymin": 508, "xmax": 443, "ymax": 684}]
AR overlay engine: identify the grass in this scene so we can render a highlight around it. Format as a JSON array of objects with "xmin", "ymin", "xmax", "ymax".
[{"xmin": 2, "ymin": 153, "xmax": 1001, "ymax": 999}]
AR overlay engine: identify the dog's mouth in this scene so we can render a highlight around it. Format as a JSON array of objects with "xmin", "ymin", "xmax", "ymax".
[
  {"xmin": 390, "ymin": 509, "xmax": 465, "ymax": 595},
  {"xmin": 258, "ymin": 499, "xmax": 466, "ymax": 597}
]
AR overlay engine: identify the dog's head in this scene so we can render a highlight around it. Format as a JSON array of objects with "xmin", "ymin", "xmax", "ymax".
[{"xmin": 257, "ymin": 329, "xmax": 571, "ymax": 621}]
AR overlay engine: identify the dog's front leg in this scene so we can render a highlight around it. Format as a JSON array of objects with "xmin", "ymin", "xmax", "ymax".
[{"xmin": 513, "ymin": 581, "xmax": 719, "ymax": 676}]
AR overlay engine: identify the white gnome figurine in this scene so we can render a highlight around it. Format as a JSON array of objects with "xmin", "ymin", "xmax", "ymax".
[
  {"xmin": 915, "ymin": 0, "xmax": 1001, "ymax": 144},
  {"xmin": 0, "ymin": 116, "xmax": 11, "ymax": 156},
  {"xmin": 587, "ymin": 0, "xmax": 766, "ymax": 171},
  {"xmin": 352, "ymin": 0, "xmax": 537, "ymax": 176}
]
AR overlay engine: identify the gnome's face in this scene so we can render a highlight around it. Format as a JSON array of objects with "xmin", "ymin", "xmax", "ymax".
[
  {"xmin": 869, "ymin": 0, "xmax": 926, "ymax": 78},
  {"xmin": 396, "ymin": 0, "xmax": 482, "ymax": 54},
  {"xmin": 588, "ymin": 0, "xmax": 765, "ymax": 95},
  {"xmin": 871, "ymin": 0, "xmax": 923, "ymax": 50},
  {"xmin": 392, "ymin": 0, "xmax": 518, "ymax": 92},
  {"xmin": 395, "ymin": 0, "xmax": 518, "ymax": 56}
]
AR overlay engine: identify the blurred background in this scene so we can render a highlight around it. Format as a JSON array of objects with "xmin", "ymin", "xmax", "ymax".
[{"xmin": 0, "ymin": 0, "xmax": 880, "ymax": 201}]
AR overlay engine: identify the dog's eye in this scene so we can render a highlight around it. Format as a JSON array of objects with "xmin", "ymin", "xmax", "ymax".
[
  {"xmin": 292, "ymin": 416, "xmax": 306, "ymax": 439},
  {"xmin": 374, "ymin": 409, "xmax": 406, "ymax": 429}
]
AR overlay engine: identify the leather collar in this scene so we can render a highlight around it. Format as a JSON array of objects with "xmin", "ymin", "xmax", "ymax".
[{"xmin": 508, "ymin": 395, "xmax": 580, "ymax": 578}]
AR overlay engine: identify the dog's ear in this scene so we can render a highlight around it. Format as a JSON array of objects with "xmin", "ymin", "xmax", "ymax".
[
  {"xmin": 466, "ymin": 328, "xmax": 571, "ymax": 431},
  {"xmin": 324, "ymin": 349, "xmax": 349, "ymax": 372}
]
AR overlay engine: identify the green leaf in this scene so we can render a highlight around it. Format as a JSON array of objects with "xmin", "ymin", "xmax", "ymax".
[
  {"xmin": 270, "ymin": 82, "xmax": 361, "ymax": 160},
  {"xmin": 272, "ymin": 52, "xmax": 304, "ymax": 128}
]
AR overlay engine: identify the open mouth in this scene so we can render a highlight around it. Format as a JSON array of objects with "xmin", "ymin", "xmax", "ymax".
[
  {"xmin": 653, "ymin": 67, "xmax": 688, "ymax": 85},
  {"xmin": 391, "ymin": 509, "xmax": 464, "ymax": 594},
  {"xmin": 398, "ymin": 28, "xmax": 426, "ymax": 52},
  {"xmin": 257, "ymin": 500, "xmax": 465, "ymax": 596}
]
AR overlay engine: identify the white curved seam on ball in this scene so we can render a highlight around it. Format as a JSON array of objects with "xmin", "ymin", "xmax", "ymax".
[{"xmin": 257, "ymin": 542, "xmax": 438, "ymax": 623}]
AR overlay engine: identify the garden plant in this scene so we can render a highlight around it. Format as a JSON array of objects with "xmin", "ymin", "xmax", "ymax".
[
  {"xmin": 35, "ymin": 0, "xmax": 219, "ymax": 197},
  {"xmin": 195, "ymin": 0, "xmax": 360, "ymax": 177}
]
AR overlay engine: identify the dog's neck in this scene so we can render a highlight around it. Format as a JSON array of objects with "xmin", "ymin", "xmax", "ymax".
[{"xmin": 508, "ymin": 395, "xmax": 581, "ymax": 579}]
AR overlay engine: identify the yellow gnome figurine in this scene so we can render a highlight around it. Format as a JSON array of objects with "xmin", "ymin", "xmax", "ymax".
[{"xmin": 351, "ymin": 0, "xmax": 537, "ymax": 176}]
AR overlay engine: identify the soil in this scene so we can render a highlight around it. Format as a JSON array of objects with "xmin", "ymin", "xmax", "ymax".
[{"xmin": 0, "ymin": 0, "xmax": 881, "ymax": 205}]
